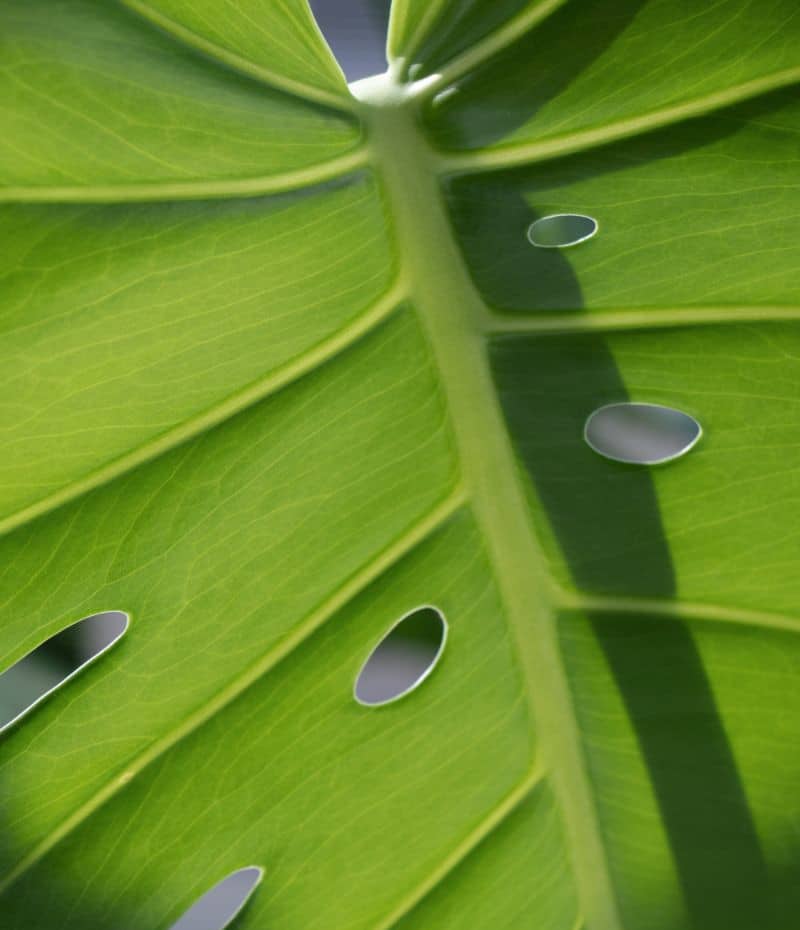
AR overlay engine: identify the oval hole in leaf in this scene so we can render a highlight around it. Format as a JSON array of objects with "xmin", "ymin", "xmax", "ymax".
[
  {"xmin": 584, "ymin": 402, "xmax": 702, "ymax": 465},
  {"xmin": 527, "ymin": 213, "xmax": 598, "ymax": 248},
  {"xmin": 355, "ymin": 606, "xmax": 447, "ymax": 707},
  {"xmin": 0, "ymin": 611, "xmax": 129, "ymax": 733},
  {"xmin": 169, "ymin": 867, "xmax": 263, "ymax": 930}
]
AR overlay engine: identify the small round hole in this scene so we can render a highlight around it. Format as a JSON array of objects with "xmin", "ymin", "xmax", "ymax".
[
  {"xmin": 354, "ymin": 606, "xmax": 447, "ymax": 707},
  {"xmin": 527, "ymin": 214, "xmax": 598, "ymax": 248},
  {"xmin": 584, "ymin": 402, "xmax": 702, "ymax": 465}
]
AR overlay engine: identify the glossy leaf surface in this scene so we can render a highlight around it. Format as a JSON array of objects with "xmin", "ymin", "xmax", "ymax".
[{"xmin": 2, "ymin": 3, "xmax": 800, "ymax": 929}]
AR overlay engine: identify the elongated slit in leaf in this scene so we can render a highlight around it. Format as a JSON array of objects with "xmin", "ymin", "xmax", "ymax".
[
  {"xmin": 169, "ymin": 866, "xmax": 263, "ymax": 930},
  {"xmin": 355, "ymin": 605, "xmax": 447, "ymax": 706},
  {"xmin": 0, "ymin": 611, "xmax": 128, "ymax": 734}
]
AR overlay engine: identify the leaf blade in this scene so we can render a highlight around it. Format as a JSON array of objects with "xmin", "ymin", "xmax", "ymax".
[
  {"xmin": 0, "ymin": 0, "xmax": 359, "ymax": 193},
  {"xmin": 4, "ymin": 2, "xmax": 800, "ymax": 929}
]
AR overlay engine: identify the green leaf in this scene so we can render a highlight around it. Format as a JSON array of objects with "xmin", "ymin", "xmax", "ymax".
[
  {"xmin": 387, "ymin": 0, "xmax": 562, "ymax": 82},
  {"xmin": 2, "ymin": 2, "xmax": 800, "ymax": 929},
  {"xmin": 423, "ymin": 1, "xmax": 800, "ymax": 159},
  {"xmin": 0, "ymin": 0, "xmax": 360, "ymax": 198},
  {"xmin": 118, "ymin": 0, "xmax": 350, "ymax": 103}
]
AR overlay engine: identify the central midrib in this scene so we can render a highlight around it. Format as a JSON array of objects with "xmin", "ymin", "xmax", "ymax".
[{"xmin": 358, "ymin": 79, "xmax": 622, "ymax": 930}]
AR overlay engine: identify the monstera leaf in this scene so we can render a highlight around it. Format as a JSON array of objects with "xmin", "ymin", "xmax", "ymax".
[{"xmin": 3, "ymin": 1, "xmax": 800, "ymax": 927}]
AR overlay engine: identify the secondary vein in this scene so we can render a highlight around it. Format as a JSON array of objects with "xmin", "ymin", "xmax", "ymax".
[
  {"xmin": 117, "ymin": 0, "xmax": 353, "ymax": 112},
  {"xmin": 0, "ymin": 149, "xmax": 369, "ymax": 204},
  {"xmin": 372, "ymin": 762, "xmax": 548, "ymax": 930},
  {"xmin": 563, "ymin": 592, "xmax": 800, "ymax": 636},
  {"xmin": 0, "ymin": 280, "xmax": 405, "ymax": 540},
  {"xmin": 438, "ymin": 66, "xmax": 800, "ymax": 173},
  {"xmin": 0, "ymin": 485, "xmax": 467, "ymax": 895},
  {"xmin": 484, "ymin": 305, "xmax": 800, "ymax": 334}
]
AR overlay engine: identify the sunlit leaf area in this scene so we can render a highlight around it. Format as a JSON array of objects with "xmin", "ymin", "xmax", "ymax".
[{"xmin": 2, "ymin": 2, "xmax": 800, "ymax": 928}]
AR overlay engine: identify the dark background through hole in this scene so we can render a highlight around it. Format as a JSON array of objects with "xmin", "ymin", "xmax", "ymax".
[{"xmin": 309, "ymin": 0, "xmax": 390, "ymax": 81}]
